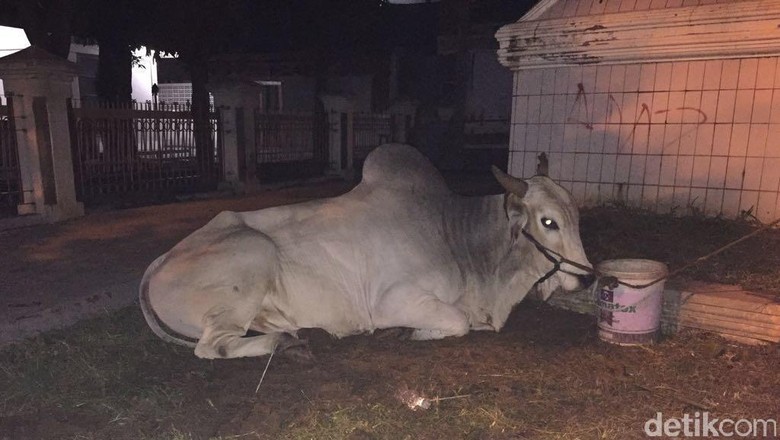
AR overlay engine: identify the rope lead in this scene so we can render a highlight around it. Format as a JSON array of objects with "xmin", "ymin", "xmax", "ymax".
[{"xmin": 522, "ymin": 215, "xmax": 780, "ymax": 291}]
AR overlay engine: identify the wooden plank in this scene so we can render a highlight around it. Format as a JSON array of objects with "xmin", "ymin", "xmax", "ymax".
[
  {"xmin": 684, "ymin": 291, "xmax": 780, "ymax": 315},
  {"xmin": 678, "ymin": 312, "xmax": 780, "ymax": 337},
  {"xmin": 678, "ymin": 317, "xmax": 780, "ymax": 343},
  {"xmin": 548, "ymin": 283, "xmax": 780, "ymax": 344},
  {"xmin": 680, "ymin": 302, "xmax": 780, "ymax": 325}
]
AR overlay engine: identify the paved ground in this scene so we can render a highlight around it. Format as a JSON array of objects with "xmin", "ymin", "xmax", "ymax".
[{"xmin": 0, "ymin": 181, "xmax": 354, "ymax": 347}]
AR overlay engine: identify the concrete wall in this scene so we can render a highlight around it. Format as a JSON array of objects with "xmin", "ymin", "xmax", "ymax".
[{"xmin": 509, "ymin": 57, "xmax": 780, "ymax": 222}]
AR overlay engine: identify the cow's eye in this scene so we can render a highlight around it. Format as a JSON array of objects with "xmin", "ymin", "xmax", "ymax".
[{"xmin": 541, "ymin": 217, "xmax": 559, "ymax": 230}]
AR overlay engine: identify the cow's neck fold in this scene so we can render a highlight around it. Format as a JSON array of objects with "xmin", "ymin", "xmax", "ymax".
[
  {"xmin": 443, "ymin": 194, "xmax": 537, "ymax": 330},
  {"xmin": 448, "ymin": 193, "xmax": 559, "ymax": 331},
  {"xmin": 489, "ymin": 230, "xmax": 547, "ymax": 330},
  {"xmin": 442, "ymin": 194, "xmax": 510, "ymax": 279}
]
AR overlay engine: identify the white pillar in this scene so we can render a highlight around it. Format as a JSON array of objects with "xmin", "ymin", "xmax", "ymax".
[
  {"xmin": 320, "ymin": 94, "xmax": 354, "ymax": 176},
  {"xmin": 211, "ymin": 81, "xmax": 262, "ymax": 189},
  {"xmin": 0, "ymin": 46, "xmax": 84, "ymax": 222},
  {"xmin": 388, "ymin": 99, "xmax": 418, "ymax": 144}
]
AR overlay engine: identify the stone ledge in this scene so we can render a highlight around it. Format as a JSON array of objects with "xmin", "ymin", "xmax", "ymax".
[{"xmin": 548, "ymin": 282, "xmax": 780, "ymax": 345}]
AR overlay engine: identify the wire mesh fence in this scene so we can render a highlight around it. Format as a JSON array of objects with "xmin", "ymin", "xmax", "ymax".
[{"xmin": 510, "ymin": 57, "xmax": 780, "ymax": 224}]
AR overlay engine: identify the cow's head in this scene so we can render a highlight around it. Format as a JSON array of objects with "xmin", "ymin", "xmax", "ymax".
[{"xmin": 492, "ymin": 165, "xmax": 594, "ymax": 300}]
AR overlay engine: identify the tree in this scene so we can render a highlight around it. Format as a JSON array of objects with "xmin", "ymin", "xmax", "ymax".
[
  {"xmin": 73, "ymin": 0, "xmax": 141, "ymax": 102},
  {"xmin": 136, "ymin": 0, "xmax": 256, "ymax": 187},
  {"xmin": 13, "ymin": 0, "xmax": 75, "ymax": 58},
  {"xmin": 7, "ymin": 0, "xmax": 139, "ymax": 102}
]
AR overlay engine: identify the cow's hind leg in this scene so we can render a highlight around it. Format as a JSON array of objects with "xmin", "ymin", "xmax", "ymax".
[{"xmin": 194, "ymin": 305, "xmax": 286, "ymax": 359}]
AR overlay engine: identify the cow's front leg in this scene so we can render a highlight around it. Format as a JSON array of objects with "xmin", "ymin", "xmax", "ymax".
[
  {"xmin": 194, "ymin": 305, "xmax": 286, "ymax": 359},
  {"xmin": 374, "ymin": 284, "xmax": 469, "ymax": 341}
]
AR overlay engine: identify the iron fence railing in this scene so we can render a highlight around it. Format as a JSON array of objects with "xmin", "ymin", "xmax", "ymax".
[
  {"xmin": 0, "ymin": 98, "xmax": 22, "ymax": 217},
  {"xmin": 254, "ymin": 111, "xmax": 329, "ymax": 181},
  {"xmin": 353, "ymin": 113, "xmax": 394, "ymax": 167},
  {"xmin": 68, "ymin": 100, "xmax": 222, "ymax": 203}
]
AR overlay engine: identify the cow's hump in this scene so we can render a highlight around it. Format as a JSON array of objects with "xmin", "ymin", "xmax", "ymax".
[{"xmin": 360, "ymin": 144, "xmax": 450, "ymax": 195}]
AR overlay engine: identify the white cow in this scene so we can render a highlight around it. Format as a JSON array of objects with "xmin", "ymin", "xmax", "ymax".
[{"xmin": 140, "ymin": 144, "xmax": 593, "ymax": 359}]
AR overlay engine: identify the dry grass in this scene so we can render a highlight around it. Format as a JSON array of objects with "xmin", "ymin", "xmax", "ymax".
[
  {"xmin": 580, "ymin": 204, "xmax": 780, "ymax": 293},
  {"xmin": 1, "ymin": 301, "xmax": 778, "ymax": 439}
]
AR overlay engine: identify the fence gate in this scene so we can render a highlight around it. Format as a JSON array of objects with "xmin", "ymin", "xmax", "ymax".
[
  {"xmin": 254, "ymin": 111, "xmax": 329, "ymax": 182},
  {"xmin": 0, "ymin": 98, "xmax": 22, "ymax": 217},
  {"xmin": 68, "ymin": 101, "xmax": 222, "ymax": 205}
]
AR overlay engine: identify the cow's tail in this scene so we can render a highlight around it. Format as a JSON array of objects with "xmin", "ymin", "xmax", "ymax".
[{"xmin": 139, "ymin": 254, "xmax": 198, "ymax": 348}]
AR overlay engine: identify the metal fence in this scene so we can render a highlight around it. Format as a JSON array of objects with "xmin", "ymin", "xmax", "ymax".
[
  {"xmin": 353, "ymin": 113, "xmax": 395, "ymax": 169},
  {"xmin": 68, "ymin": 101, "xmax": 222, "ymax": 203},
  {"xmin": 254, "ymin": 111, "xmax": 329, "ymax": 181},
  {"xmin": 0, "ymin": 99, "xmax": 22, "ymax": 217}
]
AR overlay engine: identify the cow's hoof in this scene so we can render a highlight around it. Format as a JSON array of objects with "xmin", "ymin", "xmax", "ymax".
[
  {"xmin": 374, "ymin": 327, "xmax": 414, "ymax": 341},
  {"xmin": 276, "ymin": 334, "xmax": 315, "ymax": 363}
]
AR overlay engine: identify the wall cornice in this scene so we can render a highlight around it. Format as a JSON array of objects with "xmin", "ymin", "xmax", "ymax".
[{"xmin": 496, "ymin": 0, "xmax": 780, "ymax": 69}]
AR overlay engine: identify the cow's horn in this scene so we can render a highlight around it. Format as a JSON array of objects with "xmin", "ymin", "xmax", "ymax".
[
  {"xmin": 536, "ymin": 152, "xmax": 549, "ymax": 176},
  {"xmin": 491, "ymin": 165, "xmax": 528, "ymax": 197}
]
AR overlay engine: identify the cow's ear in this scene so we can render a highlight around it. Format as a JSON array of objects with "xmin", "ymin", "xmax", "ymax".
[{"xmin": 504, "ymin": 193, "xmax": 528, "ymax": 242}]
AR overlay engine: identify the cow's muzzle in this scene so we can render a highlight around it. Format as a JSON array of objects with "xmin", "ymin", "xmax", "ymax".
[
  {"xmin": 520, "ymin": 229, "xmax": 594, "ymax": 288},
  {"xmin": 576, "ymin": 273, "xmax": 596, "ymax": 288}
]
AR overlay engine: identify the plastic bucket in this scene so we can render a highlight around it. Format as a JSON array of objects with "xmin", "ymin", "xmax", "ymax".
[{"xmin": 596, "ymin": 259, "xmax": 668, "ymax": 345}]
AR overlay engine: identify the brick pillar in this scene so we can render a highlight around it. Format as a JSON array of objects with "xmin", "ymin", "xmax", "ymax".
[{"xmin": 0, "ymin": 46, "xmax": 84, "ymax": 222}]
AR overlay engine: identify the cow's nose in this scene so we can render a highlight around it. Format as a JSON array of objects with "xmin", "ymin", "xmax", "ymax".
[{"xmin": 577, "ymin": 273, "xmax": 596, "ymax": 288}]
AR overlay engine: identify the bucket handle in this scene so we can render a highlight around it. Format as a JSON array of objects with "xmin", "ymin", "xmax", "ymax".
[
  {"xmin": 598, "ymin": 274, "xmax": 666, "ymax": 290},
  {"xmin": 593, "ymin": 276, "xmax": 662, "ymax": 312}
]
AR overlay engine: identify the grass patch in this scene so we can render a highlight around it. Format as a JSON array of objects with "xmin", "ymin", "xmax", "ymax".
[
  {"xmin": 0, "ymin": 307, "xmax": 199, "ymax": 439},
  {"xmin": 1, "ymin": 303, "xmax": 779, "ymax": 439}
]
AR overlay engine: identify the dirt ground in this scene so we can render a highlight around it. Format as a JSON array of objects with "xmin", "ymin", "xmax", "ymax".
[{"xmin": 1, "ymin": 179, "xmax": 780, "ymax": 439}]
